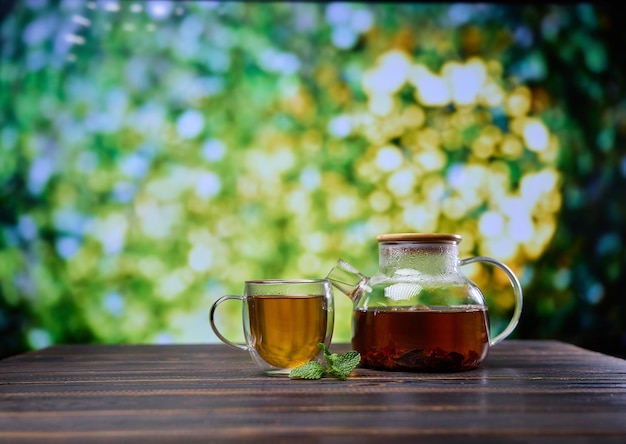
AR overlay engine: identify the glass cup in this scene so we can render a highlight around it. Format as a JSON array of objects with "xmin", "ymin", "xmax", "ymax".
[{"xmin": 209, "ymin": 279, "xmax": 335, "ymax": 375}]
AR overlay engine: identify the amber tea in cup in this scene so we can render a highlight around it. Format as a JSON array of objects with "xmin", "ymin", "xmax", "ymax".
[{"xmin": 210, "ymin": 279, "xmax": 334, "ymax": 375}]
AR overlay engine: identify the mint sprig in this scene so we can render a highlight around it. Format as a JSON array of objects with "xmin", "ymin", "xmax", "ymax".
[{"xmin": 289, "ymin": 343, "xmax": 361, "ymax": 380}]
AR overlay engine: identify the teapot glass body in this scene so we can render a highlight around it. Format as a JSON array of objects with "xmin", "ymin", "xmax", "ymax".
[{"xmin": 328, "ymin": 233, "xmax": 523, "ymax": 372}]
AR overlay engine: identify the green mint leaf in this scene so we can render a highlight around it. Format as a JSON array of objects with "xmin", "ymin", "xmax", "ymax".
[
  {"xmin": 328, "ymin": 350, "xmax": 361, "ymax": 380},
  {"xmin": 291, "ymin": 344, "xmax": 361, "ymax": 381},
  {"xmin": 289, "ymin": 361, "xmax": 325, "ymax": 379},
  {"xmin": 318, "ymin": 343, "xmax": 339, "ymax": 369},
  {"xmin": 318, "ymin": 342, "xmax": 331, "ymax": 358},
  {"xmin": 326, "ymin": 352, "xmax": 340, "ymax": 366},
  {"xmin": 339, "ymin": 350, "xmax": 361, "ymax": 374}
]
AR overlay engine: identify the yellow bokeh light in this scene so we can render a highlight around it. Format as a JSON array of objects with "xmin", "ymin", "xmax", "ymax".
[
  {"xmin": 401, "ymin": 105, "xmax": 425, "ymax": 129},
  {"xmin": 286, "ymin": 188, "xmax": 310, "ymax": 214},
  {"xmin": 363, "ymin": 50, "xmax": 412, "ymax": 95},
  {"xmin": 485, "ymin": 162, "xmax": 512, "ymax": 202},
  {"xmin": 499, "ymin": 133, "xmax": 524, "ymax": 157},
  {"xmin": 498, "ymin": 196, "xmax": 528, "ymax": 223},
  {"xmin": 410, "ymin": 65, "xmax": 450, "ymax": 106},
  {"xmin": 523, "ymin": 118, "xmax": 550, "ymax": 152},
  {"xmin": 375, "ymin": 144, "xmax": 404, "ymax": 171},
  {"xmin": 416, "ymin": 127, "xmax": 440, "ymax": 151},
  {"xmin": 297, "ymin": 253, "xmax": 323, "ymax": 277},
  {"xmin": 537, "ymin": 189, "xmax": 562, "ymax": 214},
  {"xmin": 188, "ymin": 244, "xmax": 213, "ymax": 273},
  {"xmin": 505, "ymin": 86, "xmax": 532, "ymax": 117},
  {"xmin": 440, "ymin": 126, "xmax": 463, "ymax": 151},
  {"xmin": 368, "ymin": 93, "xmax": 394, "ymax": 116},
  {"xmin": 509, "ymin": 116, "xmax": 526, "ymax": 136},
  {"xmin": 379, "ymin": 115, "xmax": 406, "ymax": 141},
  {"xmin": 135, "ymin": 199, "xmax": 181, "ymax": 239},
  {"xmin": 403, "ymin": 203, "xmax": 439, "ymax": 232},
  {"xmin": 481, "ymin": 237, "xmax": 518, "ymax": 262},
  {"xmin": 156, "ymin": 268, "xmax": 193, "ymax": 301},
  {"xmin": 186, "ymin": 227, "xmax": 212, "ymax": 245},
  {"xmin": 443, "ymin": 58, "xmax": 487, "ymax": 106},
  {"xmin": 386, "ymin": 167, "xmax": 417, "ymax": 196},
  {"xmin": 478, "ymin": 210, "xmax": 505, "ymax": 238},
  {"xmin": 471, "ymin": 134, "xmax": 496, "ymax": 159},
  {"xmin": 520, "ymin": 168, "xmax": 559, "ymax": 206},
  {"xmin": 449, "ymin": 107, "xmax": 478, "ymax": 132},
  {"xmin": 508, "ymin": 215, "xmax": 534, "ymax": 243},
  {"xmin": 420, "ymin": 175, "xmax": 446, "ymax": 203},
  {"xmin": 441, "ymin": 196, "xmax": 468, "ymax": 220},
  {"xmin": 369, "ymin": 190, "xmax": 392, "ymax": 213},
  {"xmin": 478, "ymin": 80, "xmax": 505, "ymax": 107},
  {"xmin": 458, "ymin": 224, "xmax": 477, "ymax": 254},
  {"xmin": 482, "ymin": 124, "xmax": 503, "ymax": 144},
  {"xmin": 328, "ymin": 194, "xmax": 359, "ymax": 221},
  {"xmin": 366, "ymin": 215, "xmax": 393, "ymax": 237},
  {"xmin": 415, "ymin": 150, "xmax": 445, "ymax": 171},
  {"xmin": 356, "ymin": 159, "xmax": 379, "ymax": 183},
  {"xmin": 523, "ymin": 219, "xmax": 557, "ymax": 260},
  {"xmin": 137, "ymin": 256, "xmax": 166, "ymax": 279},
  {"xmin": 538, "ymin": 134, "xmax": 560, "ymax": 163},
  {"xmin": 302, "ymin": 231, "xmax": 326, "ymax": 253}
]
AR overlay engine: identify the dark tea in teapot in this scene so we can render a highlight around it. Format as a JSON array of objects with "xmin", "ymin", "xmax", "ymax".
[{"xmin": 352, "ymin": 305, "xmax": 490, "ymax": 372}]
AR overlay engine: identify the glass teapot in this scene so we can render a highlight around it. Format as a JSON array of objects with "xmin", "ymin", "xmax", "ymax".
[{"xmin": 327, "ymin": 233, "xmax": 523, "ymax": 372}]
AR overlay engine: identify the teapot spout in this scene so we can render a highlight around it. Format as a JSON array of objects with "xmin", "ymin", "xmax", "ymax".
[{"xmin": 326, "ymin": 259, "xmax": 370, "ymax": 303}]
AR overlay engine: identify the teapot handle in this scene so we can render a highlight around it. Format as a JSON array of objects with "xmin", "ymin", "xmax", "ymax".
[{"xmin": 460, "ymin": 256, "xmax": 523, "ymax": 346}]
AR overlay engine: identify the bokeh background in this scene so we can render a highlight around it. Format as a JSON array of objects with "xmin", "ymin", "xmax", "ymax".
[{"xmin": 1, "ymin": 1, "xmax": 625, "ymax": 359}]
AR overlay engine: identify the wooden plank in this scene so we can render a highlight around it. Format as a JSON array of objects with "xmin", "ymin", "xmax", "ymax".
[{"xmin": 1, "ymin": 341, "xmax": 625, "ymax": 443}]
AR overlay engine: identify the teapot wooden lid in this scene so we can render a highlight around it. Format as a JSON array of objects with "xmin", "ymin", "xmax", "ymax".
[{"xmin": 376, "ymin": 233, "xmax": 462, "ymax": 244}]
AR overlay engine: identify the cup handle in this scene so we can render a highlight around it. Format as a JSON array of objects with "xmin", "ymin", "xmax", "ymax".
[
  {"xmin": 460, "ymin": 256, "xmax": 523, "ymax": 346},
  {"xmin": 209, "ymin": 295, "xmax": 249, "ymax": 351}
]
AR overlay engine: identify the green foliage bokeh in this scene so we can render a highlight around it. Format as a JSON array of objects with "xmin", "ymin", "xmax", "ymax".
[{"xmin": 1, "ymin": 1, "xmax": 625, "ymax": 358}]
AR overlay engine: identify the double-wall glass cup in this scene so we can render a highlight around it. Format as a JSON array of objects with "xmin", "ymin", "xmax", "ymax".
[{"xmin": 210, "ymin": 279, "xmax": 334, "ymax": 375}]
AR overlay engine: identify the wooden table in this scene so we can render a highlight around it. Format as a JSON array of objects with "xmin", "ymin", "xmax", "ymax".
[{"xmin": 1, "ymin": 340, "xmax": 625, "ymax": 443}]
